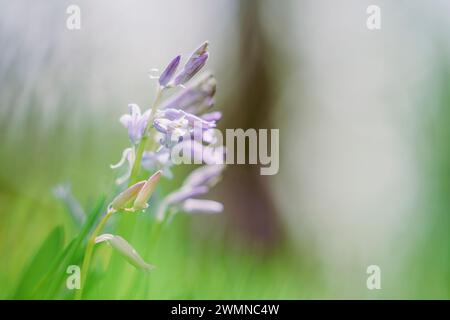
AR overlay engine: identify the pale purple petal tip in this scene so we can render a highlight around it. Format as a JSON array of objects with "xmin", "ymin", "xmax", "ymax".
[
  {"xmin": 165, "ymin": 185, "xmax": 209, "ymax": 205},
  {"xmin": 182, "ymin": 199, "xmax": 223, "ymax": 214},
  {"xmin": 201, "ymin": 111, "xmax": 222, "ymax": 122}
]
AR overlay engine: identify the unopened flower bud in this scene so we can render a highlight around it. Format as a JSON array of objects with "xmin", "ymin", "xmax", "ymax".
[
  {"xmin": 173, "ymin": 41, "xmax": 209, "ymax": 86},
  {"xmin": 174, "ymin": 53, "xmax": 208, "ymax": 86},
  {"xmin": 133, "ymin": 170, "xmax": 162, "ymax": 210},
  {"xmin": 159, "ymin": 55, "xmax": 181, "ymax": 87},
  {"xmin": 110, "ymin": 181, "xmax": 146, "ymax": 210}
]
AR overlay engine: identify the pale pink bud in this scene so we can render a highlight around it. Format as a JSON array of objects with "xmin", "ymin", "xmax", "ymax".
[{"xmin": 133, "ymin": 170, "xmax": 162, "ymax": 210}]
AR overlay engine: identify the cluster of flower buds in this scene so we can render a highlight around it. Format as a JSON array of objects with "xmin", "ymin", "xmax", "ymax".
[
  {"xmin": 159, "ymin": 41, "xmax": 209, "ymax": 88},
  {"xmin": 112, "ymin": 41, "xmax": 222, "ymax": 182}
]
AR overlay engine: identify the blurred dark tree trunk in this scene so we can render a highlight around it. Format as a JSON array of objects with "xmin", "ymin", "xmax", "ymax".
[{"xmin": 219, "ymin": 1, "xmax": 282, "ymax": 250}]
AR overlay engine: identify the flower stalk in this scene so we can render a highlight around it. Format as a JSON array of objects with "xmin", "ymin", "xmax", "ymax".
[
  {"xmin": 75, "ymin": 207, "xmax": 115, "ymax": 300},
  {"xmin": 128, "ymin": 86, "xmax": 163, "ymax": 186}
]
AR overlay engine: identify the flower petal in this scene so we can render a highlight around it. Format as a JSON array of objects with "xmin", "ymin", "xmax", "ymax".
[
  {"xmin": 181, "ymin": 199, "xmax": 223, "ymax": 214},
  {"xmin": 119, "ymin": 114, "xmax": 132, "ymax": 128},
  {"xmin": 95, "ymin": 234, "xmax": 154, "ymax": 272},
  {"xmin": 165, "ymin": 185, "xmax": 209, "ymax": 205},
  {"xmin": 111, "ymin": 148, "xmax": 133, "ymax": 169},
  {"xmin": 128, "ymin": 103, "xmax": 141, "ymax": 117},
  {"xmin": 201, "ymin": 111, "xmax": 222, "ymax": 122},
  {"xmin": 183, "ymin": 164, "xmax": 225, "ymax": 189}
]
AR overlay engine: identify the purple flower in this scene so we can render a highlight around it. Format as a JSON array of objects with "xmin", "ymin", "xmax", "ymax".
[
  {"xmin": 120, "ymin": 104, "xmax": 151, "ymax": 144},
  {"xmin": 165, "ymin": 186, "xmax": 209, "ymax": 205},
  {"xmin": 156, "ymin": 185, "xmax": 209, "ymax": 220},
  {"xmin": 201, "ymin": 111, "xmax": 222, "ymax": 122},
  {"xmin": 156, "ymin": 164, "xmax": 225, "ymax": 220},
  {"xmin": 153, "ymin": 116, "xmax": 189, "ymax": 148},
  {"xmin": 157, "ymin": 108, "xmax": 216, "ymax": 128},
  {"xmin": 173, "ymin": 41, "xmax": 209, "ymax": 86},
  {"xmin": 153, "ymin": 108, "xmax": 216, "ymax": 148},
  {"xmin": 181, "ymin": 199, "xmax": 223, "ymax": 214},
  {"xmin": 183, "ymin": 164, "xmax": 225, "ymax": 189},
  {"xmin": 159, "ymin": 55, "xmax": 181, "ymax": 87},
  {"xmin": 161, "ymin": 73, "xmax": 216, "ymax": 115}
]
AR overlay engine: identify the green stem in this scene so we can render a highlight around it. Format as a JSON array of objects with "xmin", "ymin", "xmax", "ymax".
[
  {"xmin": 129, "ymin": 138, "xmax": 147, "ymax": 185},
  {"xmin": 75, "ymin": 208, "xmax": 115, "ymax": 300},
  {"xmin": 128, "ymin": 86, "xmax": 163, "ymax": 186}
]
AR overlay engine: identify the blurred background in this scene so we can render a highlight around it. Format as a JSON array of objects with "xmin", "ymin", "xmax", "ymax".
[{"xmin": 0, "ymin": 0, "xmax": 449, "ymax": 299}]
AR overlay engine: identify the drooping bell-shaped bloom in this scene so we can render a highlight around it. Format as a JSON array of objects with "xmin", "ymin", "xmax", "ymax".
[
  {"xmin": 120, "ymin": 104, "xmax": 151, "ymax": 144},
  {"xmin": 153, "ymin": 108, "xmax": 216, "ymax": 149},
  {"xmin": 183, "ymin": 164, "xmax": 225, "ymax": 189},
  {"xmin": 164, "ymin": 185, "xmax": 209, "ymax": 206},
  {"xmin": 156, "ymin": 164, "xmax": 225, "ymax": 221},
  {"xmin": 156, "ymin": 185, "xmax": 209, "ymax": 221},
  {"xmin": 153, "ymin": 116, "xmax": 190, "ymax": 148},
  {"xmin": 156, "ymin": 108, "xmax": 216, "ymax": 129},
  {"xmin": 181, "ymin": 199, "xmax": 223, "ymax": 214}
]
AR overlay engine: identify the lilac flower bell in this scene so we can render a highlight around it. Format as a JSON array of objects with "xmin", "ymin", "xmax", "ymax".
[
  {"xmin": 120, "ymin": 104, "xmax": 151, "ymax": 145},
  {"xmin": 153, "ymin": 108, "xmax": 216, "ymax": 148},
  {"xmin": 181, "ymin": 199, "xmax": 223, "ymax": 214},
  {"xmin": 183, "ymin": 164, "xmax": 225, "ymax": 189},
  {"xmin": 156, "ymin": 164, "xmax": 225, "ymax": 220},
  {"xmin": 157, "ymin": 108, "xmax": 216, "ymax": 129}
]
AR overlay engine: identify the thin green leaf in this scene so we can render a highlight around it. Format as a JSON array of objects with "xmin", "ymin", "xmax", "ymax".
[{"xmin": 12, "ymin": 226, "xmax": 65, "ymax": 299}]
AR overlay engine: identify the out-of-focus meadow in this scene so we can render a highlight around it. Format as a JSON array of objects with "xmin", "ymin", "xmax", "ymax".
[{"xmin": 0, "ymin": 0, "xmax": 448, "ymax": 299}]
